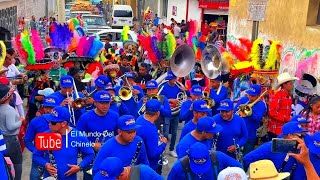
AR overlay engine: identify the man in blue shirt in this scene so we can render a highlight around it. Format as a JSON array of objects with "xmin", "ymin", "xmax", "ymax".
[
  {"xmin": 106, "ymin": 83, "xmax": 130, "ymax": 116},
  {"xmin": 168, "ymin": 142, "xmax": 241, "ymax": 180},
  {"xmin": 305, "ymin": 132, "xmax": 320, "ymax": 177},
  {"xmin": 177, "ymin": 116, "xmax": 223, "ymax": 158},
  {"xmin": 209, "ymin": 75, "xmax": 228, "ymax": 115},
  {"xmin": 50, "ymin": 75, "xmax": 86, "ymax": 127},
  {"xmin": 234, "ymin": 84, "xmax": 267, "ymax": 155},
  {"xmin": 159, "ymin": 70, "xmax": 184, "ymax": 158},
  {"xmin": 135, "ymin": 79, "xmax": 171, "ymax": 129},
  {"xmin": 77, "ymin": 90, "xmax": 119, "ymax": 179},
  {"xmin": 180, "ymin": 85, "xmax": 206, "ymax": 123},
  {"xmin": 180, "ymin": 99, "xmax": 211, "ymax": 141},
  {"xmin": 85, "ymin": 75, "xmax": 110, "ymax": 111},
  {"xmin": 33, "ymin": 106, "xmax": 95, "ymax": 180},
  {"xmin": 136, "ymin": 99, "xmax": 168, "ymax": 175},
  {"xmin": 93, "ymin": 115, "xmax": 149, "ymax": 176},
  {"xmin": 94, "ymin": 157, "xmax": 163, "ymax": 180},
  {"xmin": 214, "ymin": 99, "xmax": 248, "ymax": 159},
  {"xmin": 120, "ymin": 72, "xmax": 144, "ymax": 116},
  {"xmin": 24, "ymin": 95, "xmax": 59, "ymax": 180},
  {"xmin": 243, "ymin": 121, "xmax": 308, "ymax": 179}
]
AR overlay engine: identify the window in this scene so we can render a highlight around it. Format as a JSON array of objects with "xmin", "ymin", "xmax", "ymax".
[
  {"xmin": 114, "ymin": 10, "xmax": 133, "ymax": 17},
  {"xmin": 162, "ymin": 0, "xmax": 168, "ymax": 17},
  {"xmin": 306, "ymin": 0, "xmax": 320, "ymax": 26}
]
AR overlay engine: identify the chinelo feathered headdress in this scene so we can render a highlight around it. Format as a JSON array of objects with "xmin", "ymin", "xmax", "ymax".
[
  {"xmin": 0, "ymin": 41, "xmax": 6, "ymax": 69},
  {"xmin": 138, "ymin": 34, "xmax": 162, "ymax": 64}
]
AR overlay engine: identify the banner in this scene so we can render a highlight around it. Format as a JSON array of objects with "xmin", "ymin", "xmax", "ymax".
[{"xmin": 199, "ymin": 0, "xmax": 229, "ymax": 10}]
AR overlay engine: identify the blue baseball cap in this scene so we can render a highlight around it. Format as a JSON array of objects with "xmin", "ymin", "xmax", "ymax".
[
  {"xmin": 146, "ymin": 80, "xmax": 158, "ymax": 89},
  {"xmin": 95, "ymin": 75, "xmax": 110, "ymax": 88},
  {"xmin": 307, "ymin": 132, "xmax": 320, "ymax": 155},
  {"xmin": 117, "ymin": 115, "xmax": 141, "ymax": 131},
  {"xmin": 188, "ymin": 142, "xmax": 211, "ymax": 174},
  {"xmin": 43, "ymin": 95, "xmax": 59, "ymax": 107},
  {"xmin": 196, "ymin": 116, "xmax": 223, "ymax": 133},
  {"xmin": 44, "ymin": 106, "xmax": 71, "ymax": 123},
  {"xmin": 246, "ymin": 84, "xmax": 262, "ymax": 96},
  {"xmin": 193, "ymin": 99, "xmax": 211, "ymax": 112},
  {"xmin": 125, "ymin": 72, "xmax": 135, "ymax": 79},
  {"xmin": 217, "ymin": 99, "xmax": 234, "ymax": 111},
  {"xmin": 191, "ymin": 85, "xmax": 203, "ymax": 96},
  {"xmin": 94, "ymin": 90, "xmax": 112, "ymax": 102},
  {"xmin": 93, "ymin": 157, "xmax": 123, "ymax": 180},
  {"xmin": 281, "ymin": 121, "xmax": 308, "ymax": 136},
  {"xmin": 60, "ymin": 75, "xmax": 74, "ymax": 88},
  {"xmin": 146, "ymin": 99, "xmax": 163, "ymax": 113},
  {"xmin": 291, "ymin": 115, "xmax": 310, "ymax": 124},
  {"xmin": 165, "ymin": 70, "xmax": 177, "ymax": 80}
]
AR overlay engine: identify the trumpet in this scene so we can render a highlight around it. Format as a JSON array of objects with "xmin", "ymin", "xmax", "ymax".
[
  {"xmin": 203, "ymin": 91, "xmax": 215, "ymax": 108},
  {"xmin": 71, "ymin": 78, "xmax": 86, "ymax": 109},
  {"xmin": 138, "ymin": 86, "xmax": 164, "ymax": 115},
  {"xmin": 236, "ymin": 90, "xmax": 268, "ymax": 116}
]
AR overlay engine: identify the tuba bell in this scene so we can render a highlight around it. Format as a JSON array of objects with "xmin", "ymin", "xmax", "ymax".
[
  {"xmin": 170, "ymin": 44, "xmax": 196, "ymax": 78},
  {"xmin": 201, "ymin": 45, "xmax": 230, "ymax": 80},
  {"xmin": 203, "ymin": 91, "xmax": 215, "ymax": 108}
]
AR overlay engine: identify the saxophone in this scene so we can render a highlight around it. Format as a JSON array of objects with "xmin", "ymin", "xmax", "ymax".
[
  {"xmin": 48, "ymin": 150, "xmax": 58, "ymax": 179},
  {"xmin": 131, "ymin": 141, "xmax": 143, "ymax": 166}
]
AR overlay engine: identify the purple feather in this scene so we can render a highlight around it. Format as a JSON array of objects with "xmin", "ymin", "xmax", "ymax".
[
  {"xmin": 151, "ymin": 36, "xmax": 162, "ymax": 61},
  {"xmin": 83, "ymin": 36, "xmax": 95, "ymax": 56}
]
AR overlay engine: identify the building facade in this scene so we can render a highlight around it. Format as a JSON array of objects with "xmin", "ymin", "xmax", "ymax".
[{"xmin": 0, "ymin": 0, "xmax": 18, "ymax": 48}]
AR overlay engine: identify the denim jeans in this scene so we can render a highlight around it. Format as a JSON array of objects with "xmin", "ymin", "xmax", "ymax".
[
  {"xmin": 4, "ymin": 135, "xmax": 22, "ymax": 180},
  {"xmin": 30, "ymin": 162, "xmax": 43, "ymax": 180},
  {"xmin": 164, "ymin": 115, "xmax": 179, "ymax": 151},
  {"xmin": 242, "ymin": 139, "xmax": 256, "ymax": 156}
]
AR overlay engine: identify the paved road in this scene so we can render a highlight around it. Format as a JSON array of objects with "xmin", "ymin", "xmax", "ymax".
[{"xmin": 21, "ymin": 123, "xmax": 183, "ymax": 180}]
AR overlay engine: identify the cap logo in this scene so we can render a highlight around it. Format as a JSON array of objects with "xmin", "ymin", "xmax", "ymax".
[
  {"xmin": 297, "ymin": 117, "xmax": 306, "ymax": 122},
  {"xmin": 100, "ymin": 93, "xmax": 110, "ymax": 99},
  {"xmin": 220, "ymin": 102, "xmax": 229, "ymax": 107},
  {"xmin": 314, "ymin": 141, "xmax": 320, "ymax": 147},
  {"xmin": 249, "ymin": 87, "xmax": 256, "ymax": 92},
  {"xmin": 125, "ymin": 119, "xmax": 135, "ymax": 126},
  {"xmin": 100, "ymin": 170, "xmax": 109, "ymax": 177},
  {"xmin": 63, "ymin": 79, "xmax": 71, "ymax": 83},
  {"xmin": 51, "ymin": 110, "xmax": 58, "ymax": 117},
  {"xmin": 45, "ymin": 98, "xmax": 56, "ymax": 103},
  {"xmin": 98, "ymin": 79, "xmax": 105, "ymax": 85},
  {"xmin": 193, "ymin": 88, "xmax": 202, "ymax": 92},
  {"xmin": 193, "ymin": 158, "xmax": 206, "ymax": 164},
  {"xmin": 200, "ymin": 103, "xmax": 208, "ymax": 109},
  {"xmin": 148, "ymin": 82, "xmax": 155, "ymax": 86}
]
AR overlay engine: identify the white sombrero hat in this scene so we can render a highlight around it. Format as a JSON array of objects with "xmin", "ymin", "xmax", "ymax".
[{"xmin": 275, "ymin": 72, "xmax": 299, "ymax": 89}]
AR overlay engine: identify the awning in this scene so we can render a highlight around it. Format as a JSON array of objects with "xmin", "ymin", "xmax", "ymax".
[{"xmin": 204, "ymin": 9, "xmax": 229, "ymax": 16}]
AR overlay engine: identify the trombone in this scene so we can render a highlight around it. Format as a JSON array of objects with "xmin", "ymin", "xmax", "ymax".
[
  {"xmin": 236, "ymin": 90, "xmax": 268, "ymax": 116},
  {"xmin": 138, "ymin": 86, "xmax": 164, "ymax": 115}
]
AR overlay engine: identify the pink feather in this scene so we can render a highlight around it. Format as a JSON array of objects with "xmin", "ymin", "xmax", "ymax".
[
  {"xmin": 310, "ymin": 54, "xmax": 318, "ymax": 74},
  {"xmin": 74, "ymin": 31, "xmax": 81, "ymax": 44},
  {"xmin": 76, "ymin": 36, "xmax": 87, "ymax": 56},
  {"xmin": 187, "ymin": 20, "xmax": 197, "ymax": 47},
  {"xmin": 296, "ymin": 55, "xmax": 317, "ymax": 81},
  {"xmin": 31, "ymin": 30, "xmax": 45, "ymax": 61},
  {"xmin": 12, "ymin": 35, "xmax": 27, "ymax": 65}
]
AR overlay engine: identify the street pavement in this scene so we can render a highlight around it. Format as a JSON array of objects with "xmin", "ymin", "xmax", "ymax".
[{"xmin": 21, "ymin": 122, "xmax": 183, "ymax": 180}]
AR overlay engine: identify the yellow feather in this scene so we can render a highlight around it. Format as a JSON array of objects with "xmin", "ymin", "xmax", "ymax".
[
  {"xmin": 265, "ymin": 41, "xmax": 281, "ymax": 70},
  {"xmin": 250, "ymin": 39, "xmax": 263, "ymax": 70},
  {"xmin": 0, "ymin": 41, "xmax": 6, "ymax": 69}
]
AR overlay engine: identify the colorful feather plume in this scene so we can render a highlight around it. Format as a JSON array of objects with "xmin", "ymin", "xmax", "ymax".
[
  {"xmin": 151, "ymin": 36, "xmax": 162, "ymax": 62},
  {"xmin": 83, "ymin": 36, "xmax": 95, "ymax": 56},
  {"xmin": 137, "ymin": 35, "xmax": 158, "ymax": 64},
  {"xmin": 21, "ymin": 31, "xmax": 36, "ymax": 65},
  {"xmin": 187, "ymin": 20, "xmax": 197, "ymax": 47},
  {"xmin": 158, "ymin": 41, "xmax": 168, "ymax": 59},
  {"xmin": 76, "ymin": 36, "xmax": 87, "ymax": 56},
  {"xmin": 166, "ymin": 31, "xmax": 176, "ymax": 58},
  {"xmin": 227, "ymin": 42, "xmax": 249, "ymax": 61},
  {"xmin": 12, "ymin": 34, "xmax": 28, "ymax": 65},
  {"xmin": 87, "ymin": 36, "xmax": 104, "ymax": 58},
  {"xmin": 121, "ymin": 26, "xmax": 130, "ymax": 42},
  {"xmin": 250, "ymin": 39, "xmax": 263, "ymax": 70},
  {"xmin": 49, "ymin": 22, "xmax": 73, "ymax": 50},
  {"xmin": 239, "ymin": 38, "xmax": 253, "ymax": 54},
  {"xmin": 192, "ymin": 37, "xmax": 198, "ymax": 52},
  {"xmin": 296, "ymin": 54, "xmax": 317, "ymax": 81},
  {"xmin": 31, "ymin": 30, "xmax": 45, "ymax": 61},
  {"xmin": 264, "ymin": 41, "xmax": 281, "ymax": 70},
  {"xmin": 0, "ymin": 40, "xmax": 6, "ymax": 68}
]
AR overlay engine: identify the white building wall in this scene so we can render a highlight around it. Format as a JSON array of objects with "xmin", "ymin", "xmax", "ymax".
[
  {"xmin": 166, "ymin": 0, "xmax": 186, "ymax": 25},
  {"xmin": 187, "ymin": 0, "xmax": 202, "ymax": 29},
  {"xmin": 17, "ymin": 0, "xmax": 46, "ymax": 19}
]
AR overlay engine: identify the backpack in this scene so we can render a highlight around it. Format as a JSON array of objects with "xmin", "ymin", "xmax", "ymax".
[{"xmin": 180, "ymin": 151, "xmax": 219, "ymax": 180}]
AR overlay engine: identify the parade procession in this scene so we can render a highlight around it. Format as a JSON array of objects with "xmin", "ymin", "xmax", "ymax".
[{"xmin": 1, "ymin": 0, "xmax": 320, "ymax": 179}]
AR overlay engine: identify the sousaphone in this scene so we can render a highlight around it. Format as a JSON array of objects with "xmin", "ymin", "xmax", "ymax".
[{"xmin": 170, "ymin": 44, "xmax": 196, "ymax": 77}]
